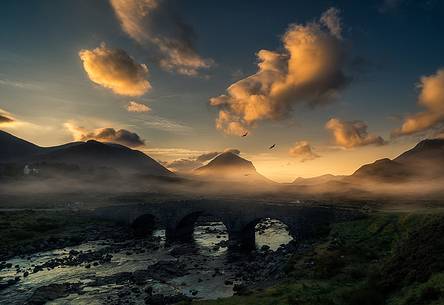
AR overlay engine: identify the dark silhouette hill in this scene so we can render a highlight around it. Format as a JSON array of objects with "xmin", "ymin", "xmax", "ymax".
[
  {"xmin": 0, "ymin": 130, "xmax": 172, "ymax": 177},
  {"xmin": 0, "ymin": 130, "xmax": 42, "ymax": 161}
]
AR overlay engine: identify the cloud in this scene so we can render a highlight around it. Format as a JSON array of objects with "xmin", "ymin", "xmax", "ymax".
[
  {"xmin": 215, "ymin": 110, "xmax": 249, "ymax": 136},
  {"xmin": 79, "ymin": 43, "xmax": 151, "ymax": 96},
  {"xmin": 135, "ymin": 115, "xmax": 193, "ymax": 133},
  {"xmin": 288, "ymin": 141, "xmax": 320, "ymax": 162},
  {"xmin": 65, "ymin": 123, "xmax": 145, "ymax": 147},
  {"xmin": 326, "ymin": 118, "xmax": 386, "ymax": 148},
  {"xmin": 109, "ymin": 0, "xmax": 213, "ymax": 76},
  {"xmin": 164, "ymin": 158, "xmax": 202, "ymax": 173},
  {"xmin": 196, "ymin": 151, "xmax": 220, "ymax": 163},
  {"xmin": 0, "ymin": 108, "xmax": 16, "ymax": 126},
  {"xmin": 0, "ymin": 79, "xmax": 42, "ymax": 90},
  {"xmin": 210, "ymin": 8, "xmax": 348, "ymax": 135},
  {"xmin": 127, "ymin": 101, "xmax": 151, "ymax": 112},
  {"xmin": 0, "ymin": 115, "xmax": 13, "ymax": 124},
  {"xmin": 392, "ymin": 68, "xmax": 444, "ymax": 138},
  {"xmin": 320, "ymin": 7, "xmax": 342, "ymax": 39},
  {"xmin": 224, "ymin": 148, "xmax": 241, "ymax": 155}
]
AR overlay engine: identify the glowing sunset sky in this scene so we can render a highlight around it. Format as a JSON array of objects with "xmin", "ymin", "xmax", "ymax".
[{"xmin": 1, "ymin": 0, "xmax": 444, "ymax": 182}]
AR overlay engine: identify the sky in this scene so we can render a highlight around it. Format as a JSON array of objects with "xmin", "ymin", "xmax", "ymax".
[{"xmin": 1, "ymin": 0, "xmax": 444, "ymax": 182}]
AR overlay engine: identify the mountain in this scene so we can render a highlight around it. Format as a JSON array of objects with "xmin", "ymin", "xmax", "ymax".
[
  {"xmin": 292, "ymin": 174, "xmax": 345, "ymax": 185},
  {"xmin": 36, "ymin": 140, "xmax": 172, "ymax": 176},
  {"xmin": 0, "ymin": 130, "xmax": 173, "ymax": 177},
  {"xmin": 395, "ymin": 139, "xmax": 444, "ymax": 165},
  {"xmin": 194, "ymin": 152, "xmax": 272, "ymax": 183},
  {"xmin": 0, "ymin": 130, "xmax": 42, "ymax": 161},
  {"xmin": 352, "ymin": 158, "xmax": 411, "ymax": 181},
  {"xmin": 352, "ymin": 139, "xmax": 444, "ymax": 181}
]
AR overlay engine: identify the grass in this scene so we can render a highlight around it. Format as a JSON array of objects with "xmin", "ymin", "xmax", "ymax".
[
  {"xmin": 188, "ymin": 211, "xmax": 444, "ymax": 305},
  {"xmin": 0, "ymin": 210, "xmax": 116, "ymax": 259}
]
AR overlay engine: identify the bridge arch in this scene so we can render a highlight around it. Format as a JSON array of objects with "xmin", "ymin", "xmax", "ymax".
[
  {"xmin": 165, "ymin": 211, "xmax": 230, "ymax": 245},
  {"xmin": 231, "ymin": 217, "xmax": 298, "ymax": 251}
]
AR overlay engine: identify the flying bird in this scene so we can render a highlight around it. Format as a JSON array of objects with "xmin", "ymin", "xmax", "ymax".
[
  {"xmin": 269, "ymin": 144, "xmax": 276, "ymax": 149},
  {"xmin": 242, "ymin": 132, "xmax": 248, "ymax": 137}
]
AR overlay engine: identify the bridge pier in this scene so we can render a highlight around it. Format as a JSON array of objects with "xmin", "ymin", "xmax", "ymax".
[
  {"xmin": 227, "ymin": 231, "xmax": 255, "ymax": 251},
  {"xmin": 165, "ymin": 225, "xmax": 194, "ymax": 242},
  {"xmin": 165, "ymin": 211, "xmax": 205, "ymax": 243}
]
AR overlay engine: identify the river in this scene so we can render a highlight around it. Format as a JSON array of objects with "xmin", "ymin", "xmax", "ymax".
[{"xmin": 0, "ymin": 218, "xmax": 293, "ymax": 304}]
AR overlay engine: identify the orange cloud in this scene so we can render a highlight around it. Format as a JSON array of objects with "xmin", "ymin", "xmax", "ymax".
[
  {"xmin": 392, "ymin": 68, "xmax": 444, "ymax": 137},
  {"xmin": 65, "ymin": 123, "xmax": 145, "ymax": 147},
  {"xmin": 326, "ymin": 118, "xmax": 386, "ymax": 148},
  {"xmin": 126, "ymin": 101, "xmax": 151, "ymax": 113},
  {"xmin": 210, "ymin": 8, "xmax": 348, "ymax": 135},
  {"xmin": 79, "ymin": 43, "xmax": 151, "ymax": 96},
  {"xmin": 288, "ymin": 141, "xmax": 320, "ymax": 162},
  {"xmin": 110, "ymin": 0, "xmax": 213, "ymax": 76}
]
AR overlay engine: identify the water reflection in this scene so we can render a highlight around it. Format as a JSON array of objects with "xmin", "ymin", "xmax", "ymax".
[
  {"xmin": 255, "ymin": 218, "xmax": 293, "ymax": 251},
  {"xmin": 193, "ymin": 220, "xmax": 228, "ymax": 256},
  {"xmin": 0, "ymin": 219, "xmax": 291, "ymax": 304}
]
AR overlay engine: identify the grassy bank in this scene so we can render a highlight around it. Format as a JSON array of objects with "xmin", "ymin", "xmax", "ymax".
[
  {"xmin": 0, "ymin": 210, "xmax": 124, "ymax": 260},
  {"xmin": 189, "ymin": 212, "xmax": 444, "ymax": 305}
]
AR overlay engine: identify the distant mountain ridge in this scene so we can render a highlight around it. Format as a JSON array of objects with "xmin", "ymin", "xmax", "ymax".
[
  {"xmin": 352, "ymin": 139, "xmax": 444, "ymax": 181},
  {"xmin": 293, "ymin": 174, "xmax": 345, "ymax": 185},
  {"xmin": 0, "ymin": 130, "xmax": 172, "ymax": 177},
  {"xmin": 291, "ymin": 138, "xmax": 444, "ymax": 185}
]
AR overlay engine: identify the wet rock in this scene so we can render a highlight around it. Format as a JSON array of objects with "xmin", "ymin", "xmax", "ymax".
[
  {"xmin": 145, "ymin": 260, "xmax": 187, "ymax": 280},
  {"xmin": 0, "ymin": 277, "xmax": 20, "ymax": 291},
  {"xmin": 144, "ymin": 294, "xmax": 190, "ymax": 305},
  {"xmin": 26, "ymin": 283, "xmax": 81, "ymax": 305},
  {"xmin": 169, "ymin": 244, "xmax": 198, "ymax": 257},
  {"xmin": 118, "ymin": 289, "xmax": 130, "ymax": 298},
  {"xmin": 33, "ymin": 266, "xmax": 43, "ymax": 273},
  {"xmin": 261, "ymin": 245, "xmax": 270, "ymax": 252},
  {"xmin": 144, "ymin": 286, "xmax": 153, "ymax": 295},
  {"xmin": 69, "ymin": 249, "xmax": 79, "ymax": 256},
  {"xmin": 233, "ymin": 283, "xmax": 250, "ymax": 295}
]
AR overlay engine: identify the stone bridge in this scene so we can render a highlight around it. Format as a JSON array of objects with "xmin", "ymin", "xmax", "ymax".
[{"xmin": 95, "ymin": 199, "xmax": 363, "ymax": 250}]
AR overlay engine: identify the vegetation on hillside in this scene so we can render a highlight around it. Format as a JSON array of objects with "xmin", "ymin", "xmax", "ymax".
[{"xmin": 189, "ymin": 212, "xmax": 444, "ymax": 305}]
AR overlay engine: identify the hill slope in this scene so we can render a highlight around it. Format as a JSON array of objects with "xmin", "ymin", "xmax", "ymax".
[
  {"xmin": 0, "ymin": 130, "xmax": 172, "ymax": 177},
  {"xmin": 352, "ymin": 139, "xmax": 444, "ymax": 181},
  {"xmin": 194, "ymin": 152, "xmax": 272, "ymax": 183},
  {"xmin": 0, "ymin": 130, "xmax": 42, "ymax": 161}
]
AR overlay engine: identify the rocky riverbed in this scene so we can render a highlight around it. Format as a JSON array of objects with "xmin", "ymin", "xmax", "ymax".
[{"xmin": 0, "ymin": 215, "xmax": 297, "ymax": 305}]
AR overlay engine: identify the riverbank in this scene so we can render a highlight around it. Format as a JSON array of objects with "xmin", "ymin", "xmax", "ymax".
[
  {"xmin": 192, "ymin": 211, "xmax": 444, "ymax": 305},
  {"xmin": 2, "ymin": 209, "xmax": 444, "ymax": 305},
  {"xmin": 0, "ymin": 209, "xmax": 130, "ymax": 261}
]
